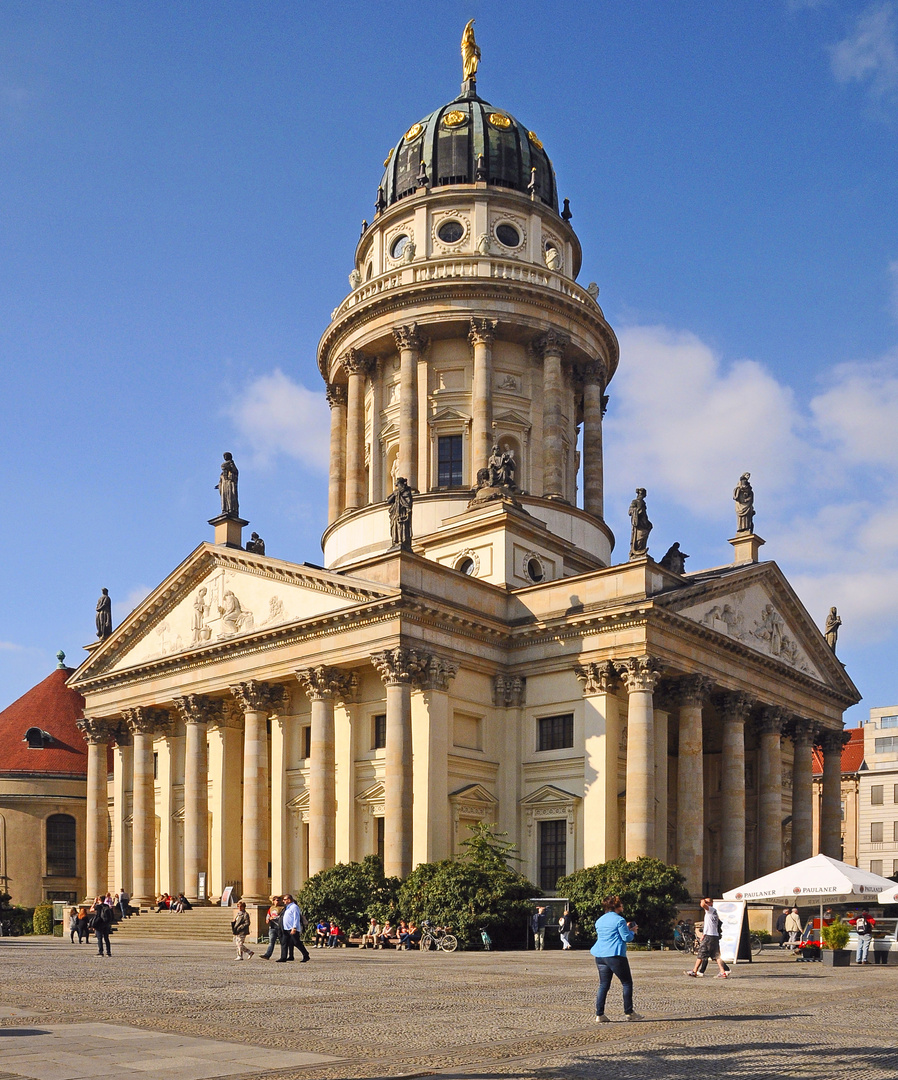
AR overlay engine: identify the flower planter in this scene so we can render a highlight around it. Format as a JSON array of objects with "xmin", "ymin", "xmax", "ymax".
[{"xmin": 822, "ymin": 949, "xmax": 851, "ymax": 967}]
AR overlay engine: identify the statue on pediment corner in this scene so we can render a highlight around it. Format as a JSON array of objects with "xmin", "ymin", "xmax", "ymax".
[{"xmin": 96, "ymin": 588, "xmax": 112, "ymax": 640}]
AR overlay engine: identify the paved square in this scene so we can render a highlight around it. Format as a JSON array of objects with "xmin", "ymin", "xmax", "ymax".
[{"xmin": 2, "ymin": 937, "xmax": 898, "ymax": 1079}]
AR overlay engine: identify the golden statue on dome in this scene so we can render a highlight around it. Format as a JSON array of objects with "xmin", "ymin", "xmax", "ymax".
[{"xmin": 461, "ymin": 20, "xmax": 480, "ymax": 84}]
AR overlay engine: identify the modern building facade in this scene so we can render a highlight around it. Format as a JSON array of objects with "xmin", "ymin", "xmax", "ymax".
[
  {"xmin": 69, "ymin": 35, "xmax": 860, "ymax": 917},
  {"xmin": 855, "ymin": 708, "xmax": 898, "ymax": 879}
]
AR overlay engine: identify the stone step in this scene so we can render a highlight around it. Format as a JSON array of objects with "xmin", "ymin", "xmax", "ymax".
[{"xmin": 111, "ymin": 909, "xmax": 249, "ymax": 942}]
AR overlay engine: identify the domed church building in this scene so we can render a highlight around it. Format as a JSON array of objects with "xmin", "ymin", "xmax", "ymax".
[{"xmin": 69, "ymin": 29, "xmax": 859, "ymax": 923}]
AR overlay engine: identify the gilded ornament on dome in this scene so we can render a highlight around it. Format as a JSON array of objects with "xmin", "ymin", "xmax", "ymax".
[
  {"xmin": 443, "ymin": 109, "xmax": 467, "ymax": 128},
  {"xmin": 383, "ymin": 148, "xmax": 394, "ymax": 167},
  {"xmin": 404, "ymin": 122, "xmax": 424, "ymax": 142},
  {"xmin": 528, "ymin": 130, "xmax": 543, "ymax": 150},
  {"xmin": 489, "ymin": 112, "xmax": 512, "ymax": 129}
]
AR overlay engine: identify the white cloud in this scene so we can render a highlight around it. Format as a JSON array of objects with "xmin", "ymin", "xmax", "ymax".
[
  {"xmin": 0, "ymin": 641, "xmax": 25, "ymax": 652},
  {"xmin": 228, "ymin": 369, "xmax": 330, "ymax": 470},
  {"xmin": 830, "ymin": 2, "xmax": 898, "ymax": 97},
  {"xmin": 606, "ymin": 324, "xmax": 898, "ymax": 646}
]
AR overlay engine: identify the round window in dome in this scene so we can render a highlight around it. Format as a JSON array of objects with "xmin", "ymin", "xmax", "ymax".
[
  {"xmin": 438, "ymin": 220, "xmax": 464, "ymax": 244},
  {"xmin": 456, "ymin": 557, "xmax": 475, "ymax": 576},
  {"xmin": 391, "ymin": 234, "xmax": 411, "ymax": 260},
  {"xmin": 495, "ymin": 223, "xmax": 521, "ymax": 248},
  {"xmin": 526, "ymin": 557, "xmax": 545, "ymax": 583}
]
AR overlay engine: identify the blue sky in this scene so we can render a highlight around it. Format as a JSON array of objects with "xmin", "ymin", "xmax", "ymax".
[{"xmin": 1, "ymin": 1, "xmax": 896, "ymax": 726}]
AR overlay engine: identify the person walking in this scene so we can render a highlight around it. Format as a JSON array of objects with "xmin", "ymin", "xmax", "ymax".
[
  {"xmin": 259, "ymin": 896, "xmax": 282, "ymax": 960},
  {"xmin": 276, "ymin": 894, "xmax": 310, "ymax": 963},
  {"xmin": 559, "ymin": 908, "xmax": 574, "ymax": 951},
  {"xmin": 592, "ymin": 895, "xmax": 644, "ymax": 1022},
  {"xmin": 90, "ymin": 897, "xmax": 113, "ymax": 957},
  {"xmin": 686, "ymin": 898, "xmax": 729, "ymax": 978},
  {"xmin": 775, "ymin": 908, "xmax": 789, "ymax": 948},
  {"xmin": 231, "ymin": 901, "xmax": 254, "ymax": 960},
  {"xmin": 785, "ymin": 907, "xmax": 802, "ymax": 952},
  {"xmin": 531, "ymin": 907, "xmax": 548, "ymax": 951},
  {"xmin": 68, "ymin": 907, "xmax": 80, "ymax": 944}
]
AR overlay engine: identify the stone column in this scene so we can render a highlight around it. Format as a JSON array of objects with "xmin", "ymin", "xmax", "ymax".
[
  {"xmin": 790, "ymin": 719, "xmax": 817, "ymax": 863},
  {"xmin": 580, "ymin": 360, "xmax": 606, "ymax": 518},
  {"xmin": 576, "ymin": 662, "xmax": 621, "ymax": 865},
  {"xmin": 123, "ymin": 707, "xmax": 170, "ymax": 906},
  {"xmin": 676, "ymin": 676, "xmax": 710, "ymax": 900},
  {"xmin": 393, "ymin": 324, "xmax": 427, "ymax": 491},
  {"xmin": 534, "ymin": 329, "xmax": 570, "ymax": 498},
  {"xmin": 77, "ymin": 718, "xmax": 116, "ymax": 900},
  {"xmin": 615, "ymin": 656, "xmax": 662, "ymax": 859},
  {"xmin": 469, "ymin": 317, "xmax": 497, "ymax": 479},
  {"xmin": 654, "ymin": 698, "xmax": 670, "ymax": 863},
  {"xmin": 342, "ymin": 350, "xmax": 373, "ymax": 512},
  {"xmin": 206, "ymin": 702, "xmax": 244, "ymax": 899},
  {"xmin": 174, "ymin": 695, "xmax": 221, "ymax": 903},
  {"xmin": 296, "ymin": 666, "xmax": 358, "ymax": 876},
  {"xmin": 230, "ymin": 681, "xmax": 288, "ymax": 903},
  {"xmin": 111, "ymin": 729, "xmax": 133, "ymax": 897},
  {"xmin": 412, "ymin": 656, "xmax": 459, "ymax": 865},
  {"xmin": 756, "ymin": 706, "xmax": 787, "ymax": 876},
  {"xmin": 494, "ymin": 674, "xmax": 527, "ymax": 855},
  {"xmin": 326, "ymin": 382, "xmax": 347, "ymax": 522},
  {"xmin": 820, "ymin": 729, "xmax": 846, "ymax": 860},
  {"xmin": 371, "ymin": 647, "xmax": 430, "ymax": 877},
  {"xmin": 717, "ymin": 691, "xmax": 752, "ymax": 892}
]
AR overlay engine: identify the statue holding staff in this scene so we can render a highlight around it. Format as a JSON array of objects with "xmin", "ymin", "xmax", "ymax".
[
  {"xmin": 628, "ymin": 488, "xmax": 652, "ymax": 559},
  {"xmin": 216, "ymin": 452, "xmax": 239, "ymax": 517},
  {"xmin": 733, "ymin": 472, "xmax": 755, "ymax": 533},
  {"xmin": 824, "ymin": 606, "xmax": 842, "ymax": 653}
]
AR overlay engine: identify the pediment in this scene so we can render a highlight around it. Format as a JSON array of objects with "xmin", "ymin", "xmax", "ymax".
[
  {"xmin": 431, "ymin": 406, "xmax": 471, "ymax": 424},
  {"xmin": 674, "ymin": 577, "xmax": 825, "ymax": 681},
  {"xmin": 449, "ymin": 783, "xmax": 498, "ymax": 805},
  {"xmin": 493, "ymin": 410, "xmax": 531, "ymax": 429},
  {"xmin": 520, "ymin": 784, "xmax": 580, "ymax": 808},
  {"xmin": 72, "ymin": 544, "xmax": 395, "ymax": 682},
  {"xmin": 356, "ymin": 781, "xmax": 385, "ymax": 804}
]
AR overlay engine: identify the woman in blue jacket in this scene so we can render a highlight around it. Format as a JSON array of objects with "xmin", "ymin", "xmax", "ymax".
[{"xmin": 591, "ymin": 895, "xmax": 643, "ymax": 1022}]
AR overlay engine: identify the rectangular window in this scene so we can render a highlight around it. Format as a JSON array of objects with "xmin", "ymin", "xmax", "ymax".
[
  {"xmin": 538, "ymin": 714, "xmax": 574, "ymax": 752},
  {"xmin": 538, "ymin": 819, "xmax": 567, "ymax": 892},
  {"xmin": 153, "ymin": 752, "xmax": 158, "ymax": 780},
  {"xmin": 841, "ymin": 800, "xmax": 846, "ymax": 821},
  {"xmin": 46, "ymin": 816, "xmax": 76, "ymax": 877},
  {"xmin": 894, "ymin": 784, "xmax": 898, "ymax": 803},
  {"xmin": 373, "ymin": 714, "xmax": 386, "ymax": 750},
  {"xmin": 871, "ymin": 860, "xmax": 883, "ymax": 876},
  {"xmin": 437, "ymin": 435, "xmax": 464, "ymax": 488},
  {"xmin": 893, "ymin": 821, "xmax": 898, "ymax": 843},
  {"xmin": 376, "ymin": 816, "xmax": 385, "ymax": 862},
  {"xmin": 872, "ymin": 822, "xmax": 884, "ymax": 843},
  {"xmin": 872, "ymin": 785, "xmax": 884, "ymax": 804},
  {"xmin": 875, "ymin": 737, "xmax": 898, "ymax": 753},
  {"xmin": 880, "ymin": 715, "xmax": 898, "ymax": 728},
  {"xmin": 302, "ymin": 726, "xmax": 311, "ymax": 759}
]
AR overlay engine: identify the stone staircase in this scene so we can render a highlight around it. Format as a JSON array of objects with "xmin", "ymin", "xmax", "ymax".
[{"xmin": 111, "ymin": 907, "xmax": 244, "ymax": 943}]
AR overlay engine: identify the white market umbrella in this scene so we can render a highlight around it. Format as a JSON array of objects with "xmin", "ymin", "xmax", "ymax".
[
  {"xmin": 878, "ymin": 884, "xmax": 898, "ymax": 905},
  {"xmin": 723, "ymin": 854, "xmax": 898, "ymax": 946}
]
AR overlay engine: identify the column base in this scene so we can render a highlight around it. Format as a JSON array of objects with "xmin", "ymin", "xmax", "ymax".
[{"xmin": 728, "ymin": 532, "xmax": 765, "ymax": 564}]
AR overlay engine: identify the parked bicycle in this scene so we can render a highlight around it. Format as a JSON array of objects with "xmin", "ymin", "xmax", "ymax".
[
  {"xmin": 673, "ymin": 919, "xmax": 699, "ymax": 953},
  {"xmin": 420, "ymin": 924, "xmax": 458, "ymax": 952}
]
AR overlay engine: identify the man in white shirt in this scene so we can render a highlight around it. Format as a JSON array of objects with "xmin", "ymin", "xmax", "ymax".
[
  {"xmin": 276, "ymin": 895, "xmax": 310, "ymax": 963},
  {"xmin": 686, "ymin": 898, "xmax": 729, "ymax": 979}
]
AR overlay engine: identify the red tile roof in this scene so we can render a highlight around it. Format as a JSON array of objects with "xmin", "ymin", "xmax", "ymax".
[
  {"xmin": 0, "ymin": 667, "xmax": 87, "ymax": 777},
  {"xmin": 812, "ymin": 726, "xmax": 864, "ymax": 776}
]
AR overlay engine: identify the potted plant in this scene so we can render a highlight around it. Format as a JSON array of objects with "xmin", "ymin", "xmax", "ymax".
[
  {"xmin": 821, "ymin": 917, "xmax": 851, "ymax": 967},
  {"xmin": 796, "ymin": 939, "xmax": 821, "ymax": 961}
]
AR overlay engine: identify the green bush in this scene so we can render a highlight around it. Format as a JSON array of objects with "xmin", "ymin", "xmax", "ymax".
[
  {"xmin": 822, "ymin": 917, "xmax": 850, "ymax": 951},
  {"xmin": 32, "ymin": 903, "xmax": 54, "ymax": 935},
  {"xmin": 296, "ymin": 855, "xmax": 400, "ymax": 935},
  {"xmin": 557, "ymin": 857, "xmax": 690, "ymax": 944}
]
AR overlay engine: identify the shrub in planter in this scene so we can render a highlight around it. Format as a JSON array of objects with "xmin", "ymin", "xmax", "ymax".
[
  {"xmin": 822, "ymin": 917, "xmax": 850, "ymax": 951},
  {"xmin": 32, "ymin": 903, "xmax": 53, "ymax": 935}
]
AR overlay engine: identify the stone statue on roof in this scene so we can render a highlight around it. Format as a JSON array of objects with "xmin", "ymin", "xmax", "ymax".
[
  {"xmin": 216, "ymin": 453, "xmax": 239, "ymax": 517},
  {"xmin": 824, "ymin": 606, "xmax": 841, "ymax": 653},
  {"xmin": 628, "ymin": 488, "xmax": 652, "ymax": 559},
  {"xmin": 733, "ymin": 472, "xmax": 755, "ymax": 533},
  {"xmin": 96, "ymin": 589, "xmax": 112, "ymax": 640},
  {"xmin": 388, "ymin": 476, "xmax": 413, "ymax": 549}
]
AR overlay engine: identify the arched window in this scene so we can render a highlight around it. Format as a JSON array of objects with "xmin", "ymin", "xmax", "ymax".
[{"xmin": 46, "ymin": 814, "xmax": 76, "ymax": 877}]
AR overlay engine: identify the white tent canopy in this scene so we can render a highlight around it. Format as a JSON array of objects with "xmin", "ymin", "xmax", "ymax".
[
  {"xmin": 723, "ymin": 854, "xmax": 896, "ymax": 905},
  {"xmin": 878, "ymin": 884, "xmax": 898, "ymax": 904}
]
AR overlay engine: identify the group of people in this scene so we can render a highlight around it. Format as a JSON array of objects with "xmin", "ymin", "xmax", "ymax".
[
  {"xmin": 231, "ymin": 894, "xmax": 311, "ymax": 963},
  {"xmin": 775, "ymin": 905, "xmax": 877, "ymax": 963},
  {"xmin": 530, "ymin": 906, "xmax": 576, "ymax": 950},
  {"xmin": 358, "ymin": 917, "xmax": 422, "ymax": 949},
  {"xmin": 155, "ymin": 892, "xmax": 193, "ymax": 913},
  {"xmin": 67, "ymin": 895, "xmax": 122, "ymax": 956}
]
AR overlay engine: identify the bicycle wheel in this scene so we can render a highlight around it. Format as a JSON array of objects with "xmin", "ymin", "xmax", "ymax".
[
  {"xmin": 420, "ymin": 933, "xmax": 434, "ymax": 951},
  {"xmin": 750, "ymin": 933, "xmax": 763, "ymax": 955},
  {"xmin": 673, "ymin": 933, "xmax": 688, "ymax": 952},
  {"xmin": 439, "ymin": 934, "xmax": 458, "ymax": 952}
]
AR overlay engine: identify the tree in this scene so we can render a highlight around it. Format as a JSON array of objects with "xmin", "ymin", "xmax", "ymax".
[
  {"xmin": 296, "ymin": 855, "xmax": 400, "ymax": 935},
  {"xmin": 557, "ymin": 858, "xmax": 690, "ymax": 943}
]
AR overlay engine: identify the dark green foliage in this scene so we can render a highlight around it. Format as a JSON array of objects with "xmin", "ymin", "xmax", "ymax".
[
  {"xmin": 557, "ymin": 858, "xmax": 690, "ymax": 943},
  {"xmin": 296, "ymin": 855, "xmax": 400, "ymax": 935},
  {"xmin": 32, "ymin": 903, "xmax": 54, "ymax": 935},
  {"xmin": 398, "ymin": 823, "xmax": 536, "ymax": 948}
]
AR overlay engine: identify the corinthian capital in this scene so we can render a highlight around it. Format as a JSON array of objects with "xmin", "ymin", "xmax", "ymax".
[
  {"xmin": 296, "ymin": 666, "xmax": 359, "ymax": 704},
  {"xmin": 756, "ymin": 705, "xmax": 789, "ymax": 738},
  {"xmin": 578, "ymin": 359, "xmax": 606, "ymax": 386},
  {"xmin": 76, "ymin": 717, "xmax": 117, "ymax": 745},
  {"xmin": 325, "ymin": 383, "xmax": 347, "ymax": 409},
  {"xmin": 230, "ymin": 680, "xmax": 289, "ymax": 715},
  {"xmin": 173, "ymin": 694, "xmax": 223, "ymax": 727},
  {"xmin": 341, "ymin": 348, "xmax": 374, "ymax": 378},
  {"xmin": 532, "ymin": 328, "xmax": 570, "ymax": 359},
  {"xmin": 418, "ymin": 655, "xmax": 459, "ymax": 692},
  {"xmin": 788, "ymin": 717, "xmax": 818, "ymax": 748},
  {"xmin": 468, "ymin": 317, "xmax": 497, "ymax": 348},
  {"xmin": 123, "ymin": 706, "xmax": 171, "ymax": 737},
  {"xmin": 819, "ymin": 727, "xmax": 849, "ymax": 753},
  {"xmin": 370, "ymin": 647, "xmax": 430, "ymax": 686},
  {"xmin": 614, "ymin": 656, "xmax": 663, "ymax": 694},
  {"xmin": 716, "ymin": 690, "xmax": 753, "ymax": 725},
  {"xmin": 677, "ymin": 674, "xmax": 712, "ymax": 709},
  {"xmin": 493, "ymin": 674, "xmax": 526, "ymax": 707},
  {"xmin": 575, "ymin": 661, "xmax": 617, "ymax": 696},
  {"xmin": 392, "ymin": 323, "xmax": 428, "ymax": 352}
]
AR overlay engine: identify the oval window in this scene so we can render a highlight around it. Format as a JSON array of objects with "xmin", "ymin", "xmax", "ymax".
[
  {"xmin": 527, "ymin": 558, "xmax": 544, "ymax": 583},
  {"xmin": 438, "ymin": 220, "xmax": 464, "ymax": 244},
  {"xmin": 391, "ymin": 234, "xmax": 410, "ymax": 260},
  {"xmin": 496, "ymin": 223, "xmax": 521, "ymax": 248},
  {"xmin": 457, "ymin": 557, "xmax": 475, "ymax": 576}
]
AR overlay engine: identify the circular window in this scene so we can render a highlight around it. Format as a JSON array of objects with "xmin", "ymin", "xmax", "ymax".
[
  {"xmin": 391, "ymin": 234, "xmax": 410, "ymax": 260},
  {"xmin": 438, "ymin": 220, "xmax": 464, "ymax": 244},
  {"xmin": 456, "ymin": 557, "xmax": 475, "ymax": 576},
  {"xmin": 495, "ymin": 223, "xmax": 521, "ymax": 248},
  {"xmin": 526, "ymin": 557, "xmax": 544, "ymax": 583}
]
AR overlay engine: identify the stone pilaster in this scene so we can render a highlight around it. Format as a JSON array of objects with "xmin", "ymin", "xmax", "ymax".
[
  {"xmin": 580, "ymin": 359, "xmax": 606, "ymax": 518},
  {"xmin": 412, "ymin": 655, "xmax": 459, "ymax": 865},
  {"xmin": 122, "ymin": 706, "xmax": 171, "ymax": 906},
  {"xmin": 230, "ymin": 681, "xmax": 288, "ymax": 903},
  {"xmin": 789, "ymin": 718, "xmax": 818, "ymax": 863},
  {"xmin": 76, "ymin": 717, "xmax": 117, "ymax": 900},
  {"xmin": 326, "ymin": 382, "xmax": 347, "ymax": 523},
  {"xmin": 533, "ymin": 329, "xmax": 569, "ymax": 498},
  {"xmin": 393, "ymin": 324, "xmax": 427, "ymax": 491},
  {"xmin": 371, "ymin": 647, "xmax": 431, "ymax": 877},
  {"xmin": 756, "ymin": 706, "xmax": 788, "ymax": 876},
  {"xmin": 676, "ymin": 675, "xmax": 711, "ymax": 899},
  {"xmin": 342, "ymin": 350, "xmax": 374, "ymax": 512},
  {"xmin": 576, "ymin": 661, "xmax": 621, "ymax": 864},
  {"xmin": 173, "ymin": 694, "xmax": 222, "ymax": 903},
  {"xmin": 717, "ymin": 691, "xmax": 752, "ymax": 891},
  {"xmin": 296, "ymin": 666, "xmax": 359, "ymax": 876},
  {"xmin": 615, "ymin": 657, "xmax": 662, "ymax": 859},
  {"xmin": 820, "ymin": 728, "xmax": 848, "ymax": 860},
  {"xmin": 469, "ymin": 317, "xmax": 497, "ymax": 479}
]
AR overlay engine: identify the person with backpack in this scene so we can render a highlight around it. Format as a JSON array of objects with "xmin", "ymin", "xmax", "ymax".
[
  {"xmin": 276, "ymin": 894, "xmax": 310, "ymax": 963},
  {"xmin": 851, "ymin": 909, "xmax": 875, "ymax": 964},
  {"xmin": 686, "ymin": 898, "xmax": 729, "ymax": 979},
  {"xmin": 90, "ymin": 896, "xmax": 114, "ymax": 957}
]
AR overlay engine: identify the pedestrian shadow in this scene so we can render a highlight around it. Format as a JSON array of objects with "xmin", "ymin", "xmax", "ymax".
[{"xmin": 0, "ymin": 1029, "xmax": 50, "ymax": 1037}]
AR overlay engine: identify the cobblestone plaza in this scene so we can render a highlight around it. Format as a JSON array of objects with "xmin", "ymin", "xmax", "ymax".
[{"xmin": 2, "ymin": 938, "xmax": 897, "ymax": 1079}]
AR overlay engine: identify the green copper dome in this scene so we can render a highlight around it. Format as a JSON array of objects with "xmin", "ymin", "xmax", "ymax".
[{"xmin": 378, "ymin": 92, "xmax": 558, "ymax": 213}]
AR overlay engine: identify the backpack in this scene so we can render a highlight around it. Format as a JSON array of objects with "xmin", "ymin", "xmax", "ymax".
[
  {"xmin": 856, "ymin": 916, "xmax": 869, "ymax": 935},
  {"xmin": 298, "ymin": 908, "xmax": 308, "ymax": 933}
]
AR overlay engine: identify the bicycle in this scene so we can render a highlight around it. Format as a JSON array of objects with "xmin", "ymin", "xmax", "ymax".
[
  {"xmin": 420, "ymin": 926, "xmax": 458, "ymax": 952},
  {"xmin": 673, "ymin": 920, "xmax": 699, "ymax": 954},
  {"xmin": 749, "ymin": 932, "xmax": 763, "ymax": 955}
]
